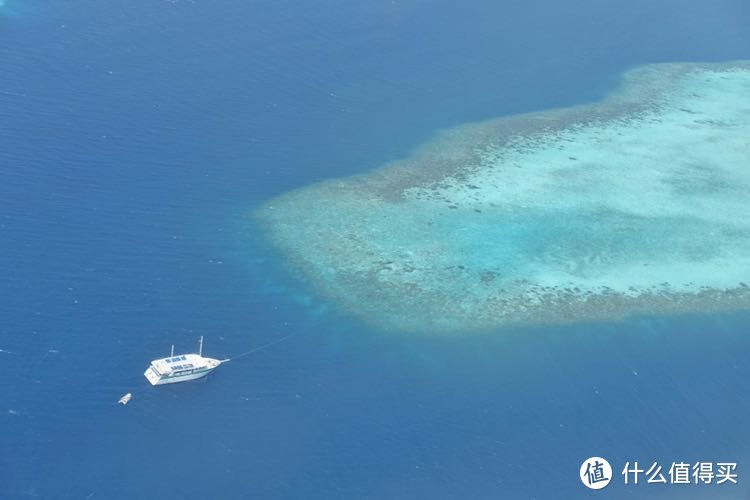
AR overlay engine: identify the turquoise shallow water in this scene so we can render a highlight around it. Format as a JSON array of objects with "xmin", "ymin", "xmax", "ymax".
[
  {"xmin": 1, "ymin": 1, "xmax": 749, "ymax": 499},
  {"xmin": 259, "ymin": 62, "xmax": 750, "ymax": 333}
]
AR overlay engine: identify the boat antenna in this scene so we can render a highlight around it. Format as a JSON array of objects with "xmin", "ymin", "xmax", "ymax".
[
  {"xmin": 170, "ymin": 344, "xmax": 174, "ymax": 357},
  {"xmin": 199, "ymin": 335, "xmax": 204, "ymax": 357}
]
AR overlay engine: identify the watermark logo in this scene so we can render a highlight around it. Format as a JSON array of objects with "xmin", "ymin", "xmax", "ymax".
[
  {"xmin": 580, "ymin": 458, "xmax": 738, "ymax": 491},
  {"xmin": 580, "ymin": 457, "xmax": 612, "ymax": 490}
]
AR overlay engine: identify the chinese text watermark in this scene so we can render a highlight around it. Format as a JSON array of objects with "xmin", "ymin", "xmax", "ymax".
[{"xmin": 581, "ymin": 457, "xmax": 738, "ymax": 490}]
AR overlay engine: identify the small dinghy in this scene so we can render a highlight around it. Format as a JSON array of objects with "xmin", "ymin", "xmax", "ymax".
[{"xmin": 118, "ymin": 393, "xmax": 132, "ymax": 405}]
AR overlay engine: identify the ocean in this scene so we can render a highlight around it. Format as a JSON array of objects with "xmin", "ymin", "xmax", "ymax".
[{"xmin": 1, "ymin": 0, "xmax": 749, "ymax": 498}]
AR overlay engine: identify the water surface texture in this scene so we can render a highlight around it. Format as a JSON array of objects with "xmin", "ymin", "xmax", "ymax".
[{"xmin": 1, "ymin": 1, "xmax": 750, "ymax": 499}]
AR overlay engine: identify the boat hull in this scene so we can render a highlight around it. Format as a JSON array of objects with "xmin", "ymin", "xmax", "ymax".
[{"xmin": 144, "ymin": 366, "xmax": 216, "ymax": 386}]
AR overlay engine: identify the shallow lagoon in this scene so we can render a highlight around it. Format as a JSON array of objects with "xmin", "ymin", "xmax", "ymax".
[{"xmin": 259, "ymin": 61, "xmax": 750, "ymax": 333}]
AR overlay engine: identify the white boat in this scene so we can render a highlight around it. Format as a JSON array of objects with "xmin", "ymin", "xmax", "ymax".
[
  {"xmin": 144, "ymin": 336, "xmax": 223, "ymax": 386},
  {"xmin": 118, "ymin": 393, "xmax": 132, "ymax": 405}
]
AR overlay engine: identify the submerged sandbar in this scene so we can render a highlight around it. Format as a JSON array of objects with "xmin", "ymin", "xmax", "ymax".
[{"xmin": 258, "ymin": 61, "xmax": 750, "ymax": 333}]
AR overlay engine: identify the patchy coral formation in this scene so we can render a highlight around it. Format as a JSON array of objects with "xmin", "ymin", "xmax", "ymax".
[{"xmin": 258, "ymin": 61, "xmax": 750, "ymax": 333}]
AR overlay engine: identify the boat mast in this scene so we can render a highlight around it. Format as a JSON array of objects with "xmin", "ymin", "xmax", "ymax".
[
  {"xmin": 170, "ymin": 344, "xmax": 174, "ymax": 357},
  {"xmin": 199, "ymin": 335, "xmax": 204, "ymax": 357}
]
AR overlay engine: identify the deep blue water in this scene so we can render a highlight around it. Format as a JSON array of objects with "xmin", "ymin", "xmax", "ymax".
[{"xmin": 1, "ymin": 1, "xmax": 750, "ymax": 498}]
